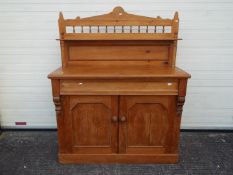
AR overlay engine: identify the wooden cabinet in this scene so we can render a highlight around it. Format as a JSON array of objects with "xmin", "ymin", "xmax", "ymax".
[{"xmin": 48, "ymin": 7, "xmax": 191, "ymax": 163}]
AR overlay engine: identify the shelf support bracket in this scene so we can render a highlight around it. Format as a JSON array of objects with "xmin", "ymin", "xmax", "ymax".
[
  {"xmin": 53, "ymin": 96, "xmax": 62, "ymax": 116},
  {"xmin": 177, "ymin": 96, "xmax": 185, "ymax": 117}
]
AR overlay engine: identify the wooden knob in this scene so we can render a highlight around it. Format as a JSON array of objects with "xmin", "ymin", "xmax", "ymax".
[
  {"xmin": 120, "ymin": 116, "xmax": 126, "ymax": 122},
  {"xmin": 112, "ymin": 116, "xmax": 118, "ymax": 122}
]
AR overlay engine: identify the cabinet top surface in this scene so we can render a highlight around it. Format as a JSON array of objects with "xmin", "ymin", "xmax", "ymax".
[{"xmin": 48, "ymin": 65, "xmax": 190, "ymax": 79}]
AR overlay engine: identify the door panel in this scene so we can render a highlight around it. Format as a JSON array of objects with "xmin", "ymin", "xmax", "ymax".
[
  {"xmin": 62, "ymin": 95, "xmax": 118, "ymax": 154},
  {"xmin": 72, "ymin": 103, "xmax": 111, "ymax": 146},
  {"xmin": 119, "ymin": 95, "xmax": 175, "ymax": 154},
  {"xmin": 127, "ymin": 103, "xmax": 168, "ymax": 146}
]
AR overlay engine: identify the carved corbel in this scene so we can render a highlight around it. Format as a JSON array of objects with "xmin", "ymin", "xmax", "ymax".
[
  {"xmin": 53, "ymin": 96, "xmax": 62, "ymax": 116},
  {"xmin": 177, "ymin": 96, "xmax": 185, "ymax": 116}
]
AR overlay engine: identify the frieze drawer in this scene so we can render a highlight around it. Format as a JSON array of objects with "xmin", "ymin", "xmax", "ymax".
[{"xmin": 60, "ymin": 80, "xmax": 178, "ymax": 95}]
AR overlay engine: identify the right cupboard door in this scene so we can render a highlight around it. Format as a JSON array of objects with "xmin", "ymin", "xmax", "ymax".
[{"xmin": 119, "ymin": 95, "xmax": 176, "ymax": 154}]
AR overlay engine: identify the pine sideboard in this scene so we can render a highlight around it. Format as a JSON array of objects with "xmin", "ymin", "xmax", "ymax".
[{"xmin": 48, "ymin": 6, "xmax": 191, "ymax": 164}]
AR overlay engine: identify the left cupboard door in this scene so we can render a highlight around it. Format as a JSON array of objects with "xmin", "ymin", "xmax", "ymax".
[{"xmin": 61, "ymin": 95, "xmax": 118, "ymax": 154}]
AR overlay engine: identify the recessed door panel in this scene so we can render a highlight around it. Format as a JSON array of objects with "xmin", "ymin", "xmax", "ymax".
[
  {"xmin": 119, "ymin": 95, "xmax": 176, "ymax": 154},
  {"xmin": 72, "ymin": 103, "xmax": 111, "ymax": 146},
  {"xmin": 63, "ymin": 95, "xmax": 118, "ymax": 154},
  {"xmin": 127, "ymin": 103, "xmax": 168, "ymax": 146}
]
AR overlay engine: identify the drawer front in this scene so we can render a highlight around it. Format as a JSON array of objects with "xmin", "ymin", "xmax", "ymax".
[{"xmin": 60, "ymin": 80, "xmax": 178, "ymax": 95}]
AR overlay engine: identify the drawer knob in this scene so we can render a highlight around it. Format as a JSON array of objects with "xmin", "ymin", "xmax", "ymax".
[
  {"xmin": 120, "ymin": 116, "xmax": 126, "ymax": 122},
  {"xmin": 112, "ymin": 116, "xmax": 118, "ymax": 122}
]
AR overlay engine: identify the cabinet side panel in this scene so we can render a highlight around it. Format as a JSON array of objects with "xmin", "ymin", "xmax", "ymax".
[
  {"xmin": 51, "ymin": 80, "xmax": 69, "ymax": 154},
  {"xmin": 61, "ymin": 96, "xmax": 73, "ymax": 153},
  {"xmin": 170, "ymin": 79, "xmax": 188, "ymax": 153}
]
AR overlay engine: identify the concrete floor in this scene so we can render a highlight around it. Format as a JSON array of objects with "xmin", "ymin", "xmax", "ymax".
[{"xmin": 0, "ymin": 131, "xmax": 232, "ymax": 175}]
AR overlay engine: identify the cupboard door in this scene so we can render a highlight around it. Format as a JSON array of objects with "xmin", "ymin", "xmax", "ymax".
[
  {"xmin": 62, "ymin": 95, "xmax": 118, "ymax": 154},
  {"xmin": 119, "ymin": 95, "xmax": 176, "ymax": 154}
]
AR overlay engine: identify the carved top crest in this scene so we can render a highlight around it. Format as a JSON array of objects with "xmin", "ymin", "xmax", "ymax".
[
  {"xmin": 60, "ymin": 6, "xmax": 178, "ymax": 22},
  {"xmin": 77, "ymin": 6, "xmax": 175, "ymax": 21},
  {"xmin": 58, "ymin": 6, "xmax": 179, "ymax": 40}
]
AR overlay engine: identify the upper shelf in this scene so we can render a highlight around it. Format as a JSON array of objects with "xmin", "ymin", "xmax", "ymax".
[
  {"xmin": 58, "ymin": 6, "xmax": 179, "ymax": 41},
  {"xmin": 58, "ymin": 34, "xmax": 182, "ymax": 41}
]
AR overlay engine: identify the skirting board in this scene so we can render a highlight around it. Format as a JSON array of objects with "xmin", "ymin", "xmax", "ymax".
[{"xmin": 59, "ymin": 153, "xmax": 179, "ymax": 164}]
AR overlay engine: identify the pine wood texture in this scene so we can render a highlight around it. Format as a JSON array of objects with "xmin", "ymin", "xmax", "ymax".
[
  {"xmin": 48, "ymin": 65, "xmax": 190, "ymax": 79},
  {"xmin": 119, "ymin": 96, "xmax": 176, "ymax": 154},
  {"xmin": 59, "ymin": 79, "xmax": 178, "ymax": 95},
  {"xmin": 62, "ymin": 95, "xmax": 118, "ymax": 154},
  {"xmin": 48, "ymin": 6, "xmax": 190, "ymax": 164}
]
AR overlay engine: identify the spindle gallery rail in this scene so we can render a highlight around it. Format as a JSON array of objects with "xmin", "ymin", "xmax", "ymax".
[
  {"xmin": 66, "ymin": 25, "xmax": 172, "ymax": 34},
  {"xmin": 58, "ymin": 6, "xmax": 179, "ymax": 40}
]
